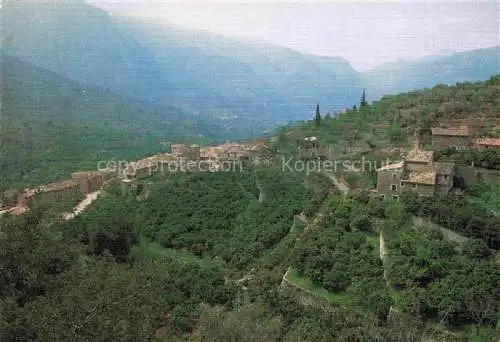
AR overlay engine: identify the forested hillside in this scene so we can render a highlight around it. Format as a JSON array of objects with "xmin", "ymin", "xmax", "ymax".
[
  {"xmin": 274, "ymin": 75, "xmax": 500, "ymax": 153},
  {"xmin": 1, "ymin": 168, "xmax": 498, "ymax": 341}
]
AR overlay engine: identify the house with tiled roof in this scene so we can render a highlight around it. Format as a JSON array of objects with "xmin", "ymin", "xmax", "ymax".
[
  {"xmin": 376, "ymin": 141, "xmax": 456, "ymax": 199},
  {"xmin": 71, "ymin": 171, "xmax": 111, "ymax": 195},
  {"xmin": 431, "ymin": 125, "xmax": 474, "ymax": 150},
  {"xmin": 474, "ymin": 137, "xmax": 500, "ymax": 150}
]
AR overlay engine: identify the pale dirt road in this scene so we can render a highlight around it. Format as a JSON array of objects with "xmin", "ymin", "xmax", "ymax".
[
  {"xmin": 322, "ymin": 172, "xmax": 349, "ymax": 195},
  {"xmin": 63, "ymin": 190, "xmax": 101, "ymax": 220}
]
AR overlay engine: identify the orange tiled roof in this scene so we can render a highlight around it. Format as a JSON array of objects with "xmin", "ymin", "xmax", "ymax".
[
  {"xmin": 406, "ymin": 149, "xmax": 434, "ymax": 163},
  {"xmin": 475, "ymin": 138, "xmax": 500, "ymax": 146},
  {"xmin": 401, "ymin": 171, "xmax": 437, "ymax": 185},
  {"xmin": 431, "ymin": 126, "xmax": 470, "ymax": 137}
]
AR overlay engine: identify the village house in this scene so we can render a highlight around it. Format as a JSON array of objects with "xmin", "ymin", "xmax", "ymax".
[
  {"xmin": 376, "ymin": 141, "xmax": 456, "ymax": 199},
  {"xmin": 200, "ymin": 147, "xmax": 219, "ymax": 161},
  {"xmin": 171, "ymin": 144, "xmax": 187, "ymax": 156},
  {"xmin": 375, "ymin": 161, "xmax": 405, "ymax": 200},
  {"xmin": 474, "ymin": 137, "xmax": 500, "ymax": 150},
  {"xmin": 431, "ymin": 125, "xmax": 474, "ymax": 150},
  {"xmin": 27, "ymin": 180, "xmax": 81, "ymax": 208},
  {"xmin": 71, "ymin": 171, "xmax": 110, "ymax": 195},
  {"xmin": 200, "ymin": 143, "xmax": 250, "ymax": 162},
  {"xmin": 170, "ymin": 144, "xmax": 201, "ymax": 160},
  {"xmin": 186, "ymin": 144, "xmax": 201, "ymax": 161}
]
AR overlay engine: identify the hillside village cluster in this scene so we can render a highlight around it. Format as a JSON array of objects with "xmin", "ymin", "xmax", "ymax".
[
  {"xmin": 1, "ymin": 119, "xmax": 499, "ymax": 217},
  {"xmin": 376, "ymin": 119, "xmax": 499, "ymax": 198},
  {"xmin": 290, "ymin": 118, "xmax": 499, "ymax": 198},
  {"xmin": 121, "ymin": 141, "xmax": 268, "ymax": 179},
  {"xmin": 0, "ymin": 140, "xmax": 269, "ymax": 216}
]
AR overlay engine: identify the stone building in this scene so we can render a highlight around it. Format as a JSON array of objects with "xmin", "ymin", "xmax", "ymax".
[
  {"xmin": 28, "ymin": 180, "xmax": 81, "ymax": 208},
  {"xmin": 431, "ymin": 125, "xmax": 474, "ymax": 150},
  {"xmin": 474, "ymin": 137, "xmax": 500, "ymax": 150},
  {"xmin": 200, "ymin": 147, "xmax": 219, "ymax": 161},
  {"xmin": 375, "ymin": 161, "xmax": 405, "ymax": 200},
  {"xmin": 71, "ymin": 171, "xmax": 108, "ymax": 195},
  {"xmin": 171, "ymin": 144, "xmax": 201, "ymax": 160},
  {"xmin": 171, "ymin": 144, "xmax": 187, "ymax": 156},
  {"xmin": 188, "ymin": 144, "xmax": 201, "ymax": 160},
  {"xmin": 200, "ymin": 144, "xmax": 249, "ymax": 162},
  {"xmin": 376, "ymin": 146, "xmax": 456, "ymax": 199}
]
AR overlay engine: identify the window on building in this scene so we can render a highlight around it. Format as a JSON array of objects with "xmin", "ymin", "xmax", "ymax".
[
  {"xmin": 379, "ymin": 194, "xmax": 385, "ymax": 200},
  {"xmin": 443, "ymin": 174, "xmax": 448, "ymax": 180},
  {"xmin": 392, "ymin": 174, "xmax": 397, "ymax": 179},
  {"xmin": 391, "ymin": 184, "xmax": 397, "ymax": 191},
  {"xmin": 412, "ymin": 184, "xmax": 417, "ymax": 189},
  {"xmin": 392, "ymin": 195, "xmax": 399, "ymax": 201},
  {"xmin": 400, "ymin": 182, "xmax": 405, "ymax": 187}
]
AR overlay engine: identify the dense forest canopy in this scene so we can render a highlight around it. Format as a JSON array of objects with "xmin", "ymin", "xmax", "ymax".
[{"xmin": 1, "ymin": 167, "xmax": 498, "ymax": 341}]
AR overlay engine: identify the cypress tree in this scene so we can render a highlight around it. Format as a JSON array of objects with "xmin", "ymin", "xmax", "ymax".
[
  {"xmin": 315, "ymin": 103, "xmax": 321, "ymax": 128},
  {"xmin": 360, "ymin": 89, "xmax": 368, "ymax": 108}
]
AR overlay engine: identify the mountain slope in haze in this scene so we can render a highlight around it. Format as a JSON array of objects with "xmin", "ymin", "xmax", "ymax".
[
  {"xmin": 113, "ymin": 17, "xmax": 362, "ymax": 121},
  {"xmin": 2, "ymin": 0, "xmax": 362, "ymax": 125},
  {"xmin": 2, "ymin": 0, "xmax": 179, "ymax": 107},
  {"xmin": 3, "ymin": 0, "xmax": 499, "ymax": 126},
  {"xmin": 0, "ymin": 55, "xmax": 251, "ymax": 189},
  {"xmin": 362, "ymin": 46, "xmax": 500, "ymax": 100}
]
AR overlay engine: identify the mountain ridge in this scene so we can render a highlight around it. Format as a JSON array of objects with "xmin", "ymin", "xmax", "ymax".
[{"xmin": 2, "ymin": 1, "xmax": 499, "ymax": 124}]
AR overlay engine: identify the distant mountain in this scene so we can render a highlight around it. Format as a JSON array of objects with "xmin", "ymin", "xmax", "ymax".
[
  {"xmin": 113, "ymin": 18, "xmax": 362, "ymax": 121},
  {"xmin": 2, "ymin": 0, "xmax": 361, "ymax": 124},
  {"xmin": 3, "ymin": 0, "xmax": 499, "ymax": 127},
  {"xmin": 4, "ymin": 0, "xmax": 175, "ymax": 103},
  {"xmin": 362, "ymin": 46, "xmax": 500, "ymax": 100}
]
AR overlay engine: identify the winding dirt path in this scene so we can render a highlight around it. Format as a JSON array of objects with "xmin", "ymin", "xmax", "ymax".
[
  {"xmin": 322, "ymin": 171, "xmax": 349, "ymax": 195},
  {"xmin": 63, "ymin": 191, "xmax": 101, "ymax": 220}
]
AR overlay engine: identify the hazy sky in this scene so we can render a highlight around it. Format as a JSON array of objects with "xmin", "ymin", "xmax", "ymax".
[{"xmin": 90, "ymin": 1, "xmax": 499, "ymax": 71}]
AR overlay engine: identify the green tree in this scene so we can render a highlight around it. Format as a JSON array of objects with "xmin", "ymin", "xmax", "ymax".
[
  {"xmin": 360, "ymin": 89, "xmax": 368, "ymax": 108},
  {"xmin": 350, "ymin": 214, "xmax": 374, "ymax": 232},
  {"xmin": 315, "ymin": 103, "xmax": 321, "ymax": 128}
]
